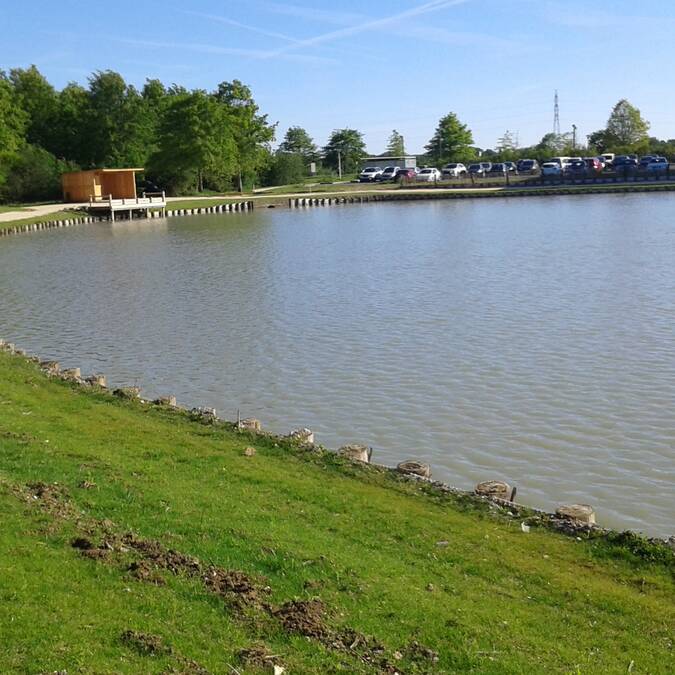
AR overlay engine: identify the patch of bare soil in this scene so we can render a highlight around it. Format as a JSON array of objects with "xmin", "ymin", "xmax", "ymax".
[
  {"xmin": 237, "ymin": 644, "xmax": 282, "ymax": 670},
  {"xmin": 121, "ymin": 629, "xmax": 171, "ymax": 656},
  {"xmin": 274, "ymin": 598, "xmax": 329, "ymax": 639}
]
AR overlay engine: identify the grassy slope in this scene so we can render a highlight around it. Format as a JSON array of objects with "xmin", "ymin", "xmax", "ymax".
[{"xmin": 0, "ymin": 351, "xmax": 673, "ymax": 674}]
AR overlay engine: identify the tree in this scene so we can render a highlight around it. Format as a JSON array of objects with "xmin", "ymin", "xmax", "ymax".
[
  {"xmin": 9, "ymin": 65, "xmax": 58, "ymax": 151},
  {"xmin": 386, "ymin": 130, "xmax": 405, "ymax": 157},
  {"xmin": 0, "ymin": 75, "xmax": 28, "ymax": 194},
  {"xmin": 50, "ymin": 83, "xmax": 88, "ymax": 165},
  {"xmin": 425, "ymin": 113, "xmax": 474, "ymax": 165},
  {"xmin": 605, "ymin": 99, "xmax": 649, "ymax": 147},
  {"xmin": 496, "ymin": 130, "xmax": 518, "ymax": 160},
  {"xmin": 149, "ymin": 91, "xmax": 237, "ymax": 194},
  {"xmin": 214, "ymin": 80, "xmax": 276, "ymax": 191},
  {"xmin": 279, "ymin": 126, "xmax": 317, "ymax": 163},
  {"xmin": 322, "ymin": 129, "xmax": 366, "ymax": 174}
]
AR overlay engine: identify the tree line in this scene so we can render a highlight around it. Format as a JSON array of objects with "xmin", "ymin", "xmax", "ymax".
[{"xmin": 0, "ymin": 65, "xmax": 671, "ymax": 203}]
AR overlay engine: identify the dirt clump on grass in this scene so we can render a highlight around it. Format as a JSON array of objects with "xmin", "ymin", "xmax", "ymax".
[
  {"xmin": 274, "ymin": 598, "xmax": 329, "ymax": 639},
  {"xmin": 128, "ymin": 559, "xmax": 167, "ymax": 585},
  {"xmin": 237, "ymin": 644, "xmax": 282, "ymax": 670},
  {"xmin": 121, "ymin": 629, "xmax": 171, "ymax": 656}
]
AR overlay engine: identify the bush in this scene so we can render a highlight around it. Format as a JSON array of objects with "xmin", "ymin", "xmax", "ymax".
[
  {"xmin": 1, "ymin": 144, "xmax": 77, "ymax": 203},
  {"xmin": 264, "ymin": 152, "xmax": 306, "ymax": 186}
]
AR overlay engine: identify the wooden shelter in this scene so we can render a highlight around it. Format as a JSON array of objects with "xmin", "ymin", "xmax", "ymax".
[{"xmin": 61, "ymin": 168, "xmax": 143, "ymax": 203}]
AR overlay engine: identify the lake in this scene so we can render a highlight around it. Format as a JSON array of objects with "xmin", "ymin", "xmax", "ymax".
[{"xmin": 1, "ymin": 194, "xmax": 673, "ymax": 536}]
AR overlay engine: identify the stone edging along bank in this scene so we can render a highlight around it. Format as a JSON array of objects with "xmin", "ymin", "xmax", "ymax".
[
  {"xmin": 1, "ymin": 338, "xmax": 673, "ymax": 560},
  {"xmin": 0, "ymin": 201, "xmax": 254, "ymax": 239}
]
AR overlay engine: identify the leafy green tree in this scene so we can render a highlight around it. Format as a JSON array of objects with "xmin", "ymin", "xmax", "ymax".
[
  {"xmin": 279, "ymin": 126, "xmax": 317, "ymax": 163},
  {"xmin": 0, "ymin": 75, "xmax": 28, "ymax": 194},
  {"xmin": 214, "ymin": 80, "xmax": 276, "ymax": 192},
  {"xmin": 9, "ymin": 65, "xmax": 58, "ymax": 152},
  {"xmin": 425, "ymin": 113, "xmax": 474, "ymax": 164},
  {"xmin": 149, "ymin": 91, "xmax": 236, "ymax": 194},
  {"xmin": 85, "ymin": 70, "xmax": 154, "ymax": 168},
  {"xmin": 322, "ymin": 129, "xmax": 367, "ymax": 174},
  {"xmin": 51, "ymin": 83, "xmax": 89, "ymax": 165},
  {"xmin": 605, "ymin": 99, "xmax": 650, "ymax": 147},
  {"xmin": 386, "ymin": 130, "xmax": 405, "ymax": 156}
]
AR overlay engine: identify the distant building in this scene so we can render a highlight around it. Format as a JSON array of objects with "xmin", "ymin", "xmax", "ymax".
[
  {"xmin": 361, "ymin": 155, "xmax": 417, "ymax": 170},
  {"xmin": 61, "ymin": 168, "xmax": 143, "ymax": 202}
]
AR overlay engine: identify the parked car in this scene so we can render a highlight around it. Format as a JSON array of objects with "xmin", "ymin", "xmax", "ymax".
[
  {"xmin": 416, "ymin": 168, "xmax": 442, "ymax": 182},
  {"xmin": 503, "ymin": 161, "xmax": 518, "ymax": 173},
  {"xmin": 584, "ymin": 157, "xmax": 603, "ymax": 173},
  {"xmin": 375, "ymin": 166, "xmax": 400, "ymax": 182},
  {"xmin": 394, "ymin": 167, "xmax": 416, "ymax": 181},
  {"xmin": 358, "ymin": 167, "xmax": 383, "ymax": 182},
  {"xmin": 646, "ymin": 157, "xmax": 669, "ymax": 174},
  {"xmin": 468, "ymin": 163, "xmax": 487, "ymax": 176},
  {"xmin": 613, "ymin": 156, "xmax": 639, "ymax": 171},
  {"xmin": 489, "ymin": 163, "xmax": 506, "ymax": 175},
  {"xmin": 639, "ymin": 155, "xmax": 656, "ymax": 169},
  {"xmin": 565, "ymin": 160, "xmax": 587, "ymax": 176},
  {"xmin": 541, "ymin": 162, "xmax": 562, "ymax": 177},
  {"xmin": 480, "ymin": 162, "xmax": 492, "ymax": 173},
  {"xmin": 441, "ymin": 163, "xmax": 467, "ymax": 178},
  {"xmin": 600, "ymin": 153, "xmax": 615, "ymax": 166},
  {"xmin": 517, "ymin": 159, "xmax": 539, "ymax": 174}
]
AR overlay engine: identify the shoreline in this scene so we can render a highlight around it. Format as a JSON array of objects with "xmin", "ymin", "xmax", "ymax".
[
  {"xmin": 2, "ymin": 180, "xmax": 675, "ymax": 237},
  {"xmin": 1, "ymin": 337, "xmax": 672, "ymax": 550}
]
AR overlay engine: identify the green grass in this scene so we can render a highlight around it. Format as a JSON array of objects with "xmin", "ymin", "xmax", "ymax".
[
  {"xmin": 0, "ymin": 209, "xmax": 84, "ymax": 231},
  {"xmin": 0, "ymin": 350, "xmax": 673, "ymax": 674}
]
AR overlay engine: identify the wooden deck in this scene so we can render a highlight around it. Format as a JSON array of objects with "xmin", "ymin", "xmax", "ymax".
[{"xmin": 87, "ymin": 193, "xmax": 167, "ymax": 221}]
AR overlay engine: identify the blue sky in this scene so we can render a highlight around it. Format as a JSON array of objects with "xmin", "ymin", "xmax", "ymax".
[{"xmin": 3, "ymin": 1, "xmax": 674, "ymax": 154}]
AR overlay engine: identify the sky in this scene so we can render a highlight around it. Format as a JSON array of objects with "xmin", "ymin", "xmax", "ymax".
[{"xmin": 2, "ymin": 0, "xmax": 675, "ymax": 154}]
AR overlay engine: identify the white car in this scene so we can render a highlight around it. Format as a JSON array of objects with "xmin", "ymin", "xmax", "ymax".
[
  {"xmin": 541, "ymin": 162, "xmax": 562, "ymax": 177},
  {"xmin": 358, "ymin": 167, "xmax": 383, "ymax": 182},
  {"xmin": 441, "ymin": 163, "xmax": 467, "ymax": 178},
  {"xmin": 416, "ymin": 168, "xmax": 442, "ymax": 182}
]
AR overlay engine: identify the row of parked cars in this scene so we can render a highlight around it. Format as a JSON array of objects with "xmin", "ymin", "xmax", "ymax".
[{"xmin": 358, "ymin": 153, "xmax": 671, "ymax": 183}]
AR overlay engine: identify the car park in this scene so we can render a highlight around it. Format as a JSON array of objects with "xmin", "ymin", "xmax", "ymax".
[
  {"xmin": 375, "ymin": 166, "xmax": 400, "ymax": 182},
  {"xmin": 441, "ymin": 162, "xmax": 467, "ymax": 178},
  {"xmin": 358, "ymin": 167, "xmax": 383, "ymax": 182},
  {"xmin": 416, "ymin": 167, "xmax": 442, "ymax": 182}
]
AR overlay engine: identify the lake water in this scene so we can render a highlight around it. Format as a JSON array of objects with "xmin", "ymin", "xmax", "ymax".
[{"xmin": 1, "ymin": 194, "xmax": 673, "ymax": 536}]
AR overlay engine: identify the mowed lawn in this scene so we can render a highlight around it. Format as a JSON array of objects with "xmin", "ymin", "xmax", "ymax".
[{"xmin": 0, "ymin": 351, "xmax": 673, "ymax": 674}]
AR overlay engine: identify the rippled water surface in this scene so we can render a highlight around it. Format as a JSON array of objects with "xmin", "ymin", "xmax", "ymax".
[{"xmin": 1, "ymin": 195, "xmax": 674, "ymax": 535}]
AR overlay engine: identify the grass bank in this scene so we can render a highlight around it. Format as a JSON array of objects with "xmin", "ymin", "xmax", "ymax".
[{"xmin": 0, "ymin": 348, "xmax": 673, "ymax": 673}]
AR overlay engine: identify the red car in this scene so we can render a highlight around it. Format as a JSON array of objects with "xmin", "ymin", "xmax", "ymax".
[
  {"xmin": 584, "ymin": 157, "xmax": 603, "ymax": 174},
  {"xmin": 394, "ymin": 168, "xmax": 416, "ymax": 181}
]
